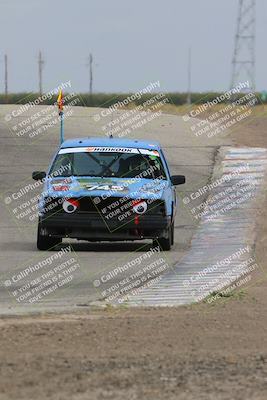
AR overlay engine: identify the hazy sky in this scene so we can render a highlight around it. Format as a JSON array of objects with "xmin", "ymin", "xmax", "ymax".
[{"xmin": 0, "ymin": 0, "xmax": 267, "ymax": 93}]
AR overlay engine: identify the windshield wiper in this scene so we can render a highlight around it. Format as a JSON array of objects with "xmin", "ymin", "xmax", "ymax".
[
  {"xmin": 72, "ymin": 174, "xmax": 101, "ymax": 177},
  {"xmin": 99, "ymin": 153, "xmax": 124, "ymax": 177}
]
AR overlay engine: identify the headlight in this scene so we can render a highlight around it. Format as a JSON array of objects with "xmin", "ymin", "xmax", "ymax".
[
  {"xmin": 132, "ymin": 200, "xmax": 147, "ymax": 215},
  {"xmin": 63, "ymin": 199, "xmax": 80, "ymax": 213}
]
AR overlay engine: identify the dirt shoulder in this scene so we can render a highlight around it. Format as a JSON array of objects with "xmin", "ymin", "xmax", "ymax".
[
  {"xmin": 0, "ymin": 299, "xmax": 267, "ymax": 400},
  {"xmin": 0, "ymin": 115, "xmax": 267, "ymax": 400}
]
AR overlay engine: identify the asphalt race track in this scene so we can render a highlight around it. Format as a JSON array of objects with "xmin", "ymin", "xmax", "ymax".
[{"xmin": 0, "ymin": 105, "xmax": 232, "ymax": 314}]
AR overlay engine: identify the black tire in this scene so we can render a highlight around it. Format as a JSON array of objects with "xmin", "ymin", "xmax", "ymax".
[
  {"xmin": 171, "ymin": 222, "xmax": 174, "ymax": 245},
  {"xmin": 155, "ymin": 223, "xmax": 174, "ymax": 251},
  {"xmin": 37, "ymin": 224, "xmax": 62, "ymax": 250}
]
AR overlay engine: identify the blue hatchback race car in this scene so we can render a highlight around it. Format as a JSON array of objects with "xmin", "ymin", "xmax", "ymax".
[{"xmin": 32, "ymin": 137, "xmax": 185, "ymax": 250}]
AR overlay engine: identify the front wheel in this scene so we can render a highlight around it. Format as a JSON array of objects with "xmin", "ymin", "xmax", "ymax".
[
  {"xmin": 154, "ymin": 223, "xmax": 174, "ymax": 251},
  {"xmin": 37, "ymin": 224, "xmax": 62, "ymax": 250}
]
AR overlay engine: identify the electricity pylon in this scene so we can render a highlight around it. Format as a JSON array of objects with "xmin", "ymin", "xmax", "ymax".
[{"xmin": 230, "ymin": 0, "xmax": 256, "ymax": 91}]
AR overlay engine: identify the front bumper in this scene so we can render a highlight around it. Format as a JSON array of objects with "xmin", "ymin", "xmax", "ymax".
[{"xmin": 39, "ymin": 212, "xmax": 171, "ymax": 241}]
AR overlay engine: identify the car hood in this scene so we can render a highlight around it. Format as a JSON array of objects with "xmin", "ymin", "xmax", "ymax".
[{"xmin": 44, "ymin": 176, "xmax": 169, "ymax": 200}]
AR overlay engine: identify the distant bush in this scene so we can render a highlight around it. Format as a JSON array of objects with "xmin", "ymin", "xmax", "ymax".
[{"xmin": 0, "ymin": 91, "xmax": 264, "ymax": 106}]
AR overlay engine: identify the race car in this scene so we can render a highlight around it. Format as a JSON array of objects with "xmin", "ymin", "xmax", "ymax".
[{"xmin": 32, "ymin": 137, "xmax": 185, "ymax": 250}]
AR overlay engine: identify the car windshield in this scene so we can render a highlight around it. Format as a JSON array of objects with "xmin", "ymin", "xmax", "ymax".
[{"xmin": 49, "ymin": 149, "xmax": 167, "ymax": 180}]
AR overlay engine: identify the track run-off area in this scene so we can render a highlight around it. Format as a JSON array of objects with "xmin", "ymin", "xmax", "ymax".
[{"xmin": 0, "ymin": 105, "xmax": 266, "ymax": 314}]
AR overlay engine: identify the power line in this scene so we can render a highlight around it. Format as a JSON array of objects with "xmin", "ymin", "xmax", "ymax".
[
  {"xmin": 186, "ymin": 47, "xmax": 192, "ymax": 105},
  {"xmin": 4, "ymin": 54, "xmax": 8, "ymax": 103},
  {"xmin": 86, "ymin": 53, "xmax": 93, "ymax": 96},
  {"xmin": 38, "ymin": 51, "xmax": 45, "ymax": 95}
]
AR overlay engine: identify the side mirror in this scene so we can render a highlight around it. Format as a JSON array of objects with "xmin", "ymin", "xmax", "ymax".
[
  {"xmin": 171, "ymin": 175, "xmax": 185, "ymax": 185},
  {"xmin": 32, "ymin": 171, "xmax": 46, "ymax": 181}
]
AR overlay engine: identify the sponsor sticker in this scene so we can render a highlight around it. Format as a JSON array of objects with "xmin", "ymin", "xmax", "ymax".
[
  {"xmin": 58, "ymin": 147, "xmax": 160, "ymax": 157},
  {"xmin": 85, "ymin": 184, "xmax": 126, "ymax": 191}
]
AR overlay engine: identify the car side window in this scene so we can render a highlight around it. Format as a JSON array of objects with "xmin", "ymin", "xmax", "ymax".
[{"xmin": 50, "ymin": 154, "xmax": 72, "ymax": 176}]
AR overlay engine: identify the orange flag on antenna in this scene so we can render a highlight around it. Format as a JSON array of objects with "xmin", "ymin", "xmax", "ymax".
[{"xmin": 57, "ymin": 89, "xmax": 64, "ymax": 112}]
